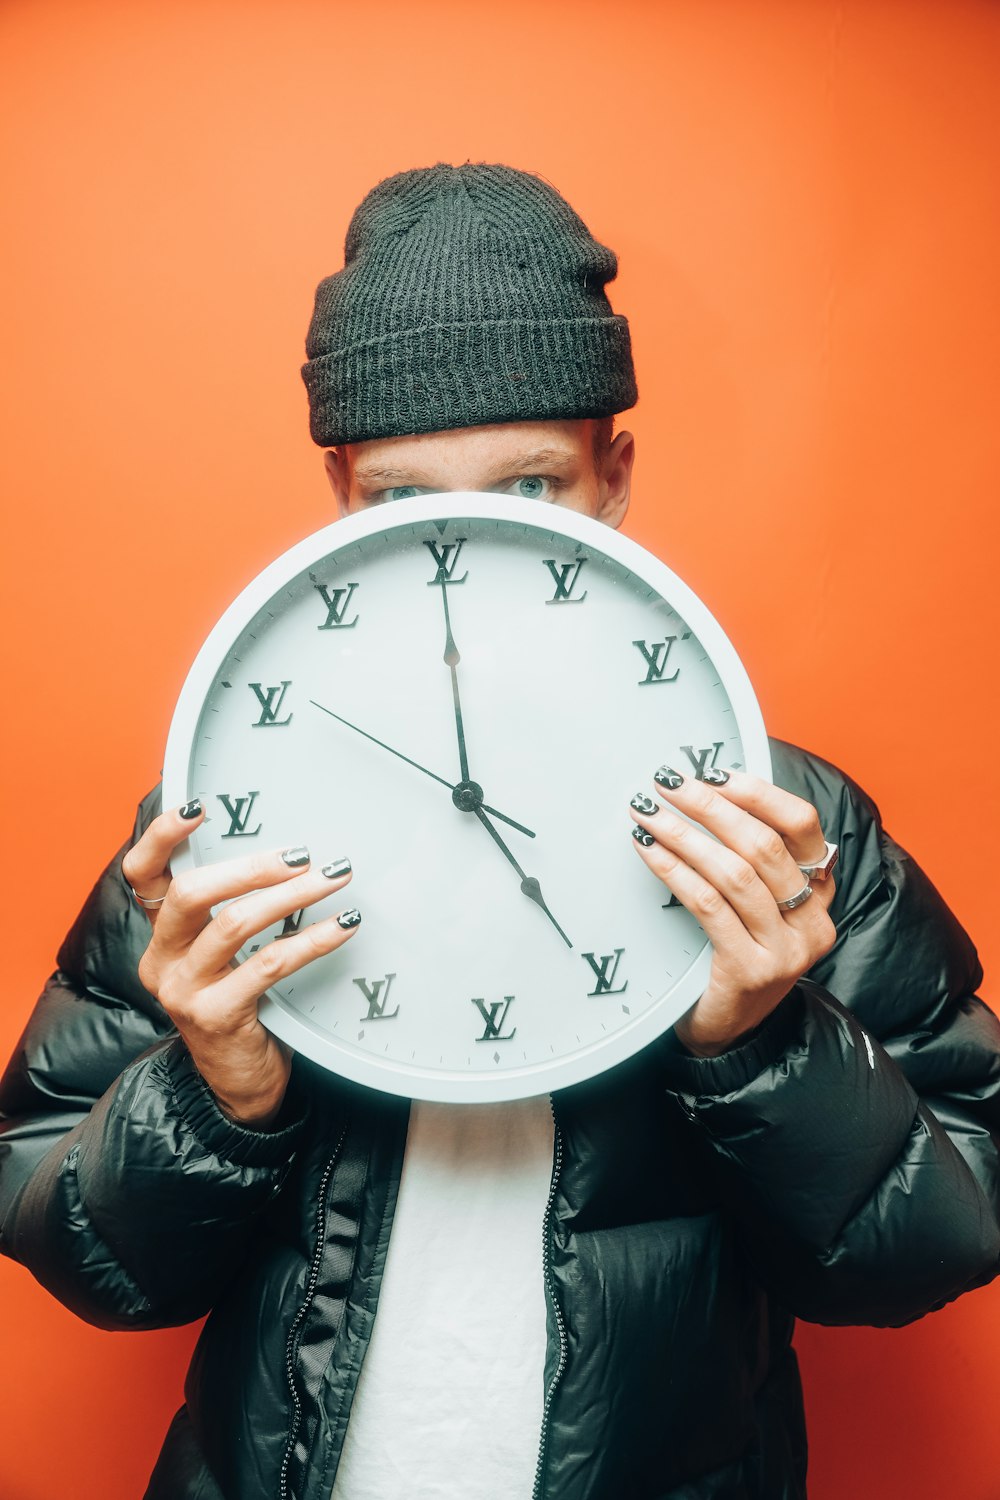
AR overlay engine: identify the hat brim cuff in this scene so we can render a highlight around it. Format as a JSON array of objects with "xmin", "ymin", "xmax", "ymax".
[{"xmin": 302, "ymin": 316, "xmax": 638, "ymax": 447}]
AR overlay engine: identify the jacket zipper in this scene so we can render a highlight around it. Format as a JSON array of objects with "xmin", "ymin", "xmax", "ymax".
[
  {"xmin": 278, "ymin": 1119, "xmax": 350, "ymax": 1500},
  {"xmin": 532, "ymin": 1099, "xmax": 567, "ymax": 1500}
]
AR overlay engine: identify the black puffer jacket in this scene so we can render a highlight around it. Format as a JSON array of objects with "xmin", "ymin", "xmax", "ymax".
[{"xmin": 2, "ymin": 740, "xmax": 999, "ymax": 1500}]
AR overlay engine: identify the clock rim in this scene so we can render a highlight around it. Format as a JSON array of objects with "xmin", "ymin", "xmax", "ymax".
[{"xmin": 163, "ymin": 492, "xmax": 772, "ymax": 1103}]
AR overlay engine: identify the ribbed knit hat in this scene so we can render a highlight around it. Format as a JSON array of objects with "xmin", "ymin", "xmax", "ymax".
[{"xmin": 302, "ymin": 163, "xmax": 637, "ymax": 446}]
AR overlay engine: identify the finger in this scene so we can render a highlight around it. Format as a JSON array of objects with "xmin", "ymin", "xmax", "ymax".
[
  {"xmin": 190, "ymin": 908, "xmax": 363, "ymax": 1028},
  {"xmin": 630, "ymin": 798, "xmax": 785, "ymax": 945},
  {"xmin": 630, "ymin": 824, "xmax": 759, "ymax": 957},
  {"xmin": 152, "ymin": 843, "xmax": 315, "ymax": 955},
  {"xmin": 631, "ymin": 813, "xmax": 835, "ymax": 976},
  {"xmin": 641, "ymin": 773, "xmax": 815, "ymax": 910},
  {"xmin": 121, "ymin": 798, "xmax": 205, "ymax": 925},
  {"xmin": 655, "ymin": 767, "xmax": 829, "ymax": 867},
  {"xmin": 637, "ymin": 779, "xmax": 836, "ymax": 945},
  {"xmin": 185, "ymin": 858, "xmax": 353, "ymax": 976}
]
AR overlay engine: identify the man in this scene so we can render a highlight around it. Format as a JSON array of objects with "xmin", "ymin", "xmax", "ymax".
[{"xmin": 1, "ymin": 163, "xmax": 998, "ymax": 1500}]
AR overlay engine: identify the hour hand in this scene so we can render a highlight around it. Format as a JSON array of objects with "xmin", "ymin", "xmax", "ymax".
[{"xmin": 473, "ymin": 807, "xmax": 572, "ymax": 949}]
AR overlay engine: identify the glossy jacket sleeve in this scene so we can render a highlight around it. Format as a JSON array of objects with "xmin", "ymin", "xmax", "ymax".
[
  {"xmin": 659, "ymin": 740, "xmax": 1000, "ymax": 1327},
  {"xmin": 0, "ymin": 789, "xmax": 311, "ymax": 1331}
]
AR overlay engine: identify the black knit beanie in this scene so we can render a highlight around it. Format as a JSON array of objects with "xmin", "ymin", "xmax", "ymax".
[{"xmin": 302, "ymin": 162, "xmax": 638, "ymax": 446}]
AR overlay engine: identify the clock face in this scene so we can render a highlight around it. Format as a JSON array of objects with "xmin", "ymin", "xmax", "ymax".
[{"xmin": 164, "ymin": 494, "xmax": 770, "ymax": 1102}]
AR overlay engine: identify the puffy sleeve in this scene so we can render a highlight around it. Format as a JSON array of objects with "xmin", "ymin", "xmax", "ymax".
[
  {"xmin": 659, "ymin": 739, "xmax": 1000, "ymax": 1327},
  {"xmin": 0, "ymin": 788, "xmax": 312, "ymax": 1331}
]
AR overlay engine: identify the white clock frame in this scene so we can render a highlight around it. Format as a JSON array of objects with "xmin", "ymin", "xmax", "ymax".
[{"xmin": 163, "ymin": 493, "xmax": 771, "ymax": 1102}]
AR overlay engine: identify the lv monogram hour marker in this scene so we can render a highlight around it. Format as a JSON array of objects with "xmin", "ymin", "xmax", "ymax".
[
  {"xmin": 471, "ymin": 996, "xmax": 516, "ymax": 1042},
  {"xmin": 249, "ymin": 681, "xmax": 293, "ymax": 727},
  {"xmin": 543, "ymin": 557, "xmax": 588, "ymax": 604},
  {"xmin": 314, "ymin": 581, "xmax": 360, "ymax": 629},
  {"xmin": 217, "ymin": 791, "xmax": 262, "ymax": 838},
  {"xmin": 633, "ymin": 637, "xmax": 680, "ymax": 685}
]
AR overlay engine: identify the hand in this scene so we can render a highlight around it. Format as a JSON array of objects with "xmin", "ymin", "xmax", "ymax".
[
  {"xmin": 310, "ymin": 699, "xmax": 535, "ymax": 838},
  {"xmin": 473, "ymin": 806, "xmax": 573, "ymax": 949},
  {"xmin": 629, "ymin": 770, "xmax": 836, "ymax": 1056},
  {"xmin": 122, "ymin": 801, "xmax": 359, "ymax": 1126}
]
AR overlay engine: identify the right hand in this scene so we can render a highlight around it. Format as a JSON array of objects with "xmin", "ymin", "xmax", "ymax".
[{"xmin": 122, "ymin": 800, "xmax": 359, "ymax": 1128}]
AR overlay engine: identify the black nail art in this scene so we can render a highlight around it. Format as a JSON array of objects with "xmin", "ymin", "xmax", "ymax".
[
  {"xmin": 703, "ymin": 768, "xmax": 730, "ymax": 786},
  {"xmin": 654, "ymin": 767, "xmax": 684, "ymax": 790},
  {"xmin": 337, "ymin": 908, "xmax": 362, "ymax": 929},
  {"xmin": 179, "ymin": 799, "xmax": 203, "ymax": 820},
  {"xmin": 322, "ymin": 857, "xmax": 352, "ymax": 880},
  {"xmin": 632, "ymin": 826, "xmax": 656, "ymax": 847},
  {"xmin": 281, "ymin": 846, "xmax": 310, "ymax": 867},
  {"xmin": 630, "ymin": 793, "xmax": 660, "ymax": 815}
]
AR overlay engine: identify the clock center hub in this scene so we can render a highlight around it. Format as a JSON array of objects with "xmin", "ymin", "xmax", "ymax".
[{"xmin": 452, "ymin": 779, "xmax": 485, "ymax": 813}]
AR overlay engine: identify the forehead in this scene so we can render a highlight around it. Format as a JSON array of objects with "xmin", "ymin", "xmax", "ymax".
[{"xmin": 343, "ymin": 419, "xmax": 594, "ymax": 481}]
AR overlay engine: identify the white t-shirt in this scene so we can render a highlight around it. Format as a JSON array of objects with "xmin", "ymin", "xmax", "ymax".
[{"xmin": 330, "ymin": 1095, "xmax": 555, "ymax": 1499}]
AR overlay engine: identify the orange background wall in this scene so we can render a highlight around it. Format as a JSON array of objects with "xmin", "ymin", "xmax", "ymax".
[{"xmin": 1, "ymin": 1, "xmax": 998, "ymax": 1495}]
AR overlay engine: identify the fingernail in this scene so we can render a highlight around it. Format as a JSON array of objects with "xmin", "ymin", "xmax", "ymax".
[
  {"xmin": 632, "ymin": 826, "xmax": 655, "ymax": 847},
  {"xmin": 282, "ymin": 846, "xmax": 311, "ymax": 867},
  {"xmin": 630, "ymin": 793, "xmax": 659, "ymax": 815},
  {"xmin": 322, "ymin": 857, "xmax": 352, "ymax": 879},
  {"xmin": 703, "ymin": 768, "xmax": 730, "ymax": 786},
  {"xmin": 179, "ymin": 798, "xmax": 203, "ymax": 820},
  {"xmin": 654, "ymin": 767, "xmax": 684, "ymax": 790},
  {"xmin": 337, "ymin": 908, "xmax": 362, "ymax": 929}
]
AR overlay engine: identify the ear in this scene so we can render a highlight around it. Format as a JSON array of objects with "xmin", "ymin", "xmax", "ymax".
[
  {"xmin": 595, "ymin": 429, "xmax": 635, "ymax": 530},
  {"xmin": 323, "ymin": 448, "xmax": 351, "ymax": 517}
]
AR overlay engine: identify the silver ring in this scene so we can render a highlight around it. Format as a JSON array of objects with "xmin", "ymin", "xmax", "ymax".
[
  {"xmin": 129, "ymin": 884, "xmax": 167, "ymax": 909},
  {"xmin": 797, "ymin": 841, "xmax": 839, "ymax": 882},
  {"xmin": 776, "ymin": 882, "xmax": 813, "ymax": 912}
]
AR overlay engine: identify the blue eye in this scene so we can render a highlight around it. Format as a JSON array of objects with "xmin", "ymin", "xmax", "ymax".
[
  {"xmin": 509, "ymin": 476, "xmax": 551, "ymax": 500},
  {"xmin": 383, "ymin": 485, "xmax": 425, "ymax": 502}
]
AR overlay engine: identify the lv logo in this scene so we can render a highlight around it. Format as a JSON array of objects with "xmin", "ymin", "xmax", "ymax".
[
  {"xmin": 314, "ymin": 581, "xmax": 360, "ymax": 629},
  {"xmin": 424, "ymin": 539, "xmax": 469, "ymax": 585},
  {"xmin": 471, "ymin": 995, "xmax": 516, "ymax": 1041},
  {"xmin": 249, "ymin": 909, "xmax": 304, "ymax": 953},
  {"xmin": 543, "ymin": 558, "xmax": 588, "ymax": 604},
  {"xmin": 249, "ymin": 680, "xmax": 292, "ymax": 727},
  {"xmin": 581, "ymin": 949, "xmax": 628, "ymax": 996},
  {"xmin": 681, "ymin": 742, "xmax": 725, "ymax": 780},
  {"xmin": 353, "ymin": 974, "xmax": 400, "ymax": 1021},
  {"xmin": 217, "ymin": 792, "xmax": 262, "ymax": 838},
  {"xmin": 632, "ymin": 638, "xmax": 680, "ymax": 686}
]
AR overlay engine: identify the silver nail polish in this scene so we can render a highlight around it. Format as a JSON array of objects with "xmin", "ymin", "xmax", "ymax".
[
  {"xmin": 282, "ymin": 846, "xmax": 311, "ymax": 867},
  {"xmin": 322, "ymin": 857, "xmax": 352, "ymax": 879}
]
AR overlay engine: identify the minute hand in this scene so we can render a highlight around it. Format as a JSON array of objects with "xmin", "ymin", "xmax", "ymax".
[
  {"xmin": 473, "ymin": 807, "xmax": 573, "ymax": 949},
  {"xmin": 436, "ymin": 579, "xmax": 470, "ymax": 782},
  {"xmin": 309, "ymin": 701, "xmax": 535, "ymax": 839}
]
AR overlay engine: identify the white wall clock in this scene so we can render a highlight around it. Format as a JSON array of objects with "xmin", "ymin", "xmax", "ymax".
[{"xmin": 163, "ymin": 494, "xmax": 771, "ymax": 1102}]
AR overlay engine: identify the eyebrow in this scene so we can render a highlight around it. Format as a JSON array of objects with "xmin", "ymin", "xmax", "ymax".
[
  {"xmin": 352, "ymin": 448, "xmax": 580, "ymax": 486},
  {"xmin": 352, "ymin": 465, "xmax": 422, "ymax": 484}
]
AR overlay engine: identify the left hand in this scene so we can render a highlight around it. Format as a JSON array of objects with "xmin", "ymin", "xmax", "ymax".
[{"xmin": 629, "ymin": 769, "xmax": 837, "ymax": 1057}]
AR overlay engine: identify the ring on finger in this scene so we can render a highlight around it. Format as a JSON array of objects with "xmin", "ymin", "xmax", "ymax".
[
  {"xmin": 128, "ymin": 882, "xmax": 168, "ymax": 909},
  {"xmin": 797, "ymin": 841, "xmax": 839, "ymax": 882},
  {"xmin": 776, "ymin": 882, "xmax": 813, "ymax": 913}
]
